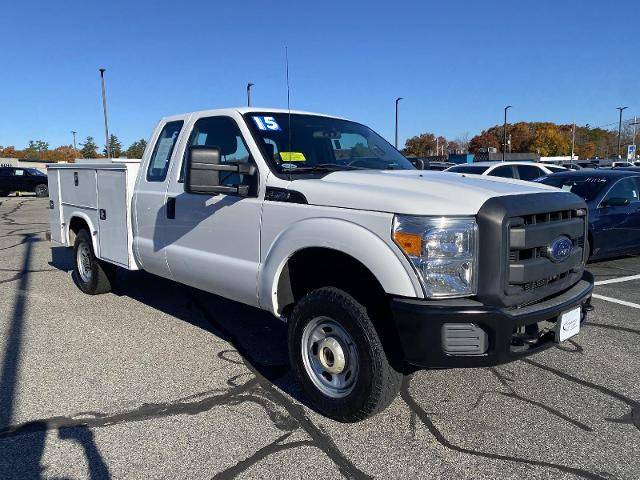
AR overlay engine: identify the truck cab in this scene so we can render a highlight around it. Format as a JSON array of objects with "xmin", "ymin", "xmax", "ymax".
[{"xmin": 49, "ymin": 108, "xmax": 594, "ymax": 422}]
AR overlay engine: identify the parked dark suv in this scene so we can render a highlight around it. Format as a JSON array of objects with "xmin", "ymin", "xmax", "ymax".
[{"xmin": 0, "ymin": 166, "xmax": 49, "ymax": 197}]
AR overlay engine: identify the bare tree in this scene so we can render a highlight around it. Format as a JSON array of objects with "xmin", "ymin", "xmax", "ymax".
[{"xmin": 454, "ymin": 132, "xmax": 470, "ymax": 152}]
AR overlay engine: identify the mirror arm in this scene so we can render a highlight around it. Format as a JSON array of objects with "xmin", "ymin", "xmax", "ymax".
[
  {"xmin": 199, "ymin": 163, "xmax": 256, "ymax": 175},
  {"xmin": 238, "ymin": 164, "xmax": 256, "ymax": 175}
]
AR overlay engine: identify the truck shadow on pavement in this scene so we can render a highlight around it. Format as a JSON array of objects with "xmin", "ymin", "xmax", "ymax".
[
  {"xmin": 44, "ymin": 246, "xmax": 373, "ymax": 479},
  {"xmin": 0, "ymin": 236, "xmax": 111, "ymax": 479}
]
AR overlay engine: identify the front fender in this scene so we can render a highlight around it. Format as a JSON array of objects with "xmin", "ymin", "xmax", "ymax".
[{"xmin": 258, "ymin": 217, "xmax": 422, "ymax": 316}]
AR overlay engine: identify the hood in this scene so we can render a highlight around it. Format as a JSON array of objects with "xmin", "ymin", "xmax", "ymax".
[{"xmin": 289, "ymin": 170, "xmax": 561, "ymax": 215}]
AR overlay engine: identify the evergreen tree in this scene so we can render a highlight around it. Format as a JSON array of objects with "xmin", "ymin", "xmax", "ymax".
[
  {"xmin": 126, "ymin": 139, "xmax": 147, "ymax": 159},
  {"xmin": 80, "ymin": 136, "xmax": 99, "ymax": 158},
  {"xmin": 104, "ymin": 134, "xmax": 123, "ymax": 157}
]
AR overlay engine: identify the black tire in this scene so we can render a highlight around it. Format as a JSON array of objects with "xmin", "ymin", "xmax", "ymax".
[
  {"xmin": 72, "ymin": 229, "xmax": 116, "ymax": 294},
  {"xmin": 288, "ymin": 287, "xmax": 402, "ymax": 422},
  {"xmin": 35, "ymin": 184, "xmax": 48, "ymax": 197}
]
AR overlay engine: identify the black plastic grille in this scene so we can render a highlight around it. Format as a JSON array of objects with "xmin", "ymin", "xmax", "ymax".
[
  {"xmin": 506, "ymin": 208, "xmax": 586, "ymax": 299},
  {"xmin": 476, "ymin": 192, "xmax": 589, "ymax": 309}
]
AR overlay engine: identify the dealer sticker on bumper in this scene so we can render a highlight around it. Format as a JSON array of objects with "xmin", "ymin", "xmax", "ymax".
[{"xmin": 557, "ymin": 307, "xmax": 581, "ymax": 342}]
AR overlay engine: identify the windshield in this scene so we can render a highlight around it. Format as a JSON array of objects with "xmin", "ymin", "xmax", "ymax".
[
  {"xmin": 245, "ymin": 113, "xmax": 414, "ymax": 174},
  {"xmin": 26, "ymin": 168, "xmax": 46, "ymax": 176},
  {"xmin": 446, "ymin": 165, "xmax": 489, "ymax": 174},
  {"xmin": 539, "ymin": 175, "xmax": 610, "ymax": 201}
]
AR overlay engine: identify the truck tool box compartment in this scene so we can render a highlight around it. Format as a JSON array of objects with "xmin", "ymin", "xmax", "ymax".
[{"xmin": 47, "ymin": 159, "xmax": 141, "ymax": 269}]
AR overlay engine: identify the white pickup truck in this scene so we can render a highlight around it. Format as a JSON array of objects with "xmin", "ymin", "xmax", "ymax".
[{"xmin": 48, "ymin": 108, "xmax": 594, "ymax": 422}]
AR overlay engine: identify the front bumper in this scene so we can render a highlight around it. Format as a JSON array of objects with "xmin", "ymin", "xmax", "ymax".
[{"xmin": 390, "ymin": 271, "xmax": 594, "ymax": 368}]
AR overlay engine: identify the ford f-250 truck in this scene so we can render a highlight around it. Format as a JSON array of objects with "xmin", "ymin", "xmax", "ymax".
[{"xmin": 48, "ymin": 108, "xmax": 594, "ymax": 422}]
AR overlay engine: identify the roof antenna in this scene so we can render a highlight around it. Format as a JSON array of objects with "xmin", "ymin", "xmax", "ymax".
[{"xmin": 285, "ymin": 46, "xmax": 292, "ymax": 182}]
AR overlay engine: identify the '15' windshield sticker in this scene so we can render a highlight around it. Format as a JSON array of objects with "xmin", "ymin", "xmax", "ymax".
[{"xmin": 253, "ymin": 116, "xmax": 281, "ymax": 131}]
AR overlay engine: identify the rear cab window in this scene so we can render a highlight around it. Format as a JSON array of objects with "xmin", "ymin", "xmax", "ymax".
[{"xmin": 146, "ymin": 120, "xmax": 184, "ymax": 182}]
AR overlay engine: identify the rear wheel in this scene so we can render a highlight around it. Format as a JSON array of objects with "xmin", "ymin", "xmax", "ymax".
[
  {"xmin": 72, "ymin": 229, "xmax": 116, "ymax": 294},
  {"xmin": 35, "ymin": 184, "xmax": 48, "ymax": 197},
  {"xmin": 288, "ymin": 287, "xmax": 402, "ymax": 422}
]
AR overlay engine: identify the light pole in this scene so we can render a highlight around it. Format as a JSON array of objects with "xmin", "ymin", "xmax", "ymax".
[
  {"xmin": 570, "ymin": 123, "xmax": 576, "ymax": 162},
  {"xmin": 503, "ymin": 105, "xmax": 512, "ymax": 161},
  {"xmin": 617, "ymin": 106, "xmax": 628, "ymax": 158},
  {"xmin": 247, "ymin": 83, "xmax": 254, "ymax": 107},
  {"xmin": 394, "ymin": 97, "xmax": 403, "ymax": 149},
  {"xmin": 99, "ymin": 68, "xmax": 111, "ymax": 158},
  {"xmin": 630, "ymin": 117, "xmax": 639, "ymax": 160},
  {"xmin": 71, "ymin": 130, "xmax": 77, "ymax": 157}
]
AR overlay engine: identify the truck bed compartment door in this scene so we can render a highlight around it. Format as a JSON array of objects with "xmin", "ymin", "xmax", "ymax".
[
  {"xmin": 47, "ymin": 169, "xmax": 64, "ymax": 243},
  {"xmin": 97, "ymin": 170, "xmax": 129, "ymax": 266}
]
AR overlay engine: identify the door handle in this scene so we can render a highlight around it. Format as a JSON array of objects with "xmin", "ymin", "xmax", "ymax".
[{"xmin": 166, "ymin": 197, "xmax": 176, "ymax": 219}]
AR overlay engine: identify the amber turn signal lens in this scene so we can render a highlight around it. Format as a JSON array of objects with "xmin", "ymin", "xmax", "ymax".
[{"xmin": 393, "ymin": 231, "xmax": 422, "ymax": 256}]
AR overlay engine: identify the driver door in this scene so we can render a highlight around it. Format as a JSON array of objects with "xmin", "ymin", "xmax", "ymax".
[
  {"xmin": 597, "ymin": 177, "xmax": 640, "ymax": 254},
  {"xmin": 164, "ymin": 114, "xmax": 262, "ymax": 307}
]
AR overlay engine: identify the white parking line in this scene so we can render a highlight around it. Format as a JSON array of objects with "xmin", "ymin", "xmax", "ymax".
[
  {"xmin": 594, "ymin": 273, "xmax": 640, "ymax": 286},
  {"xmin": 591, "ymin": 293, "xmax": 640, "ymax": 309}
]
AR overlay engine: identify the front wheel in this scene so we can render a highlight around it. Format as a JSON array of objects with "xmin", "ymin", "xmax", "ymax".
[
  {"xmin": 35, "ymin": 184, "xmax": 48, "ymax": 197},
  {"xmin": 72, "ymin": 229, "xmax": 116, "ymax": 294},
  {"xmin": 288, "ymin": 287, "xmax": 402, "ymax": 422}
]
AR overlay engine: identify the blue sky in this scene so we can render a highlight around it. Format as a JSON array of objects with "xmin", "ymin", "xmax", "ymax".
[{"xmin": 1, "ymin": 0, "xmax": 639, "ymax": 150}]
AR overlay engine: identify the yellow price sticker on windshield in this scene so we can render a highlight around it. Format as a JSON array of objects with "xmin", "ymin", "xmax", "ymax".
[{"xmin": 280, "ymin": 152, "xmax": 306, "ymax": 162}]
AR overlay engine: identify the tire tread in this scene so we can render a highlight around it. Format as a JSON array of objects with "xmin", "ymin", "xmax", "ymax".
[
  {"xmin": 289, "ymin": 287, "xmax": 402, "ymax": 422},
  {"xmin": 73, "ymin": 229, "xmax": 115, "ymax": 295}
]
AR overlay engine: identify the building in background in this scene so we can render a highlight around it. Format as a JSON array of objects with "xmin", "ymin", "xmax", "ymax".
[{"xmin": 0, "ymin": 157, "xmax": 58, "ymax": 173}]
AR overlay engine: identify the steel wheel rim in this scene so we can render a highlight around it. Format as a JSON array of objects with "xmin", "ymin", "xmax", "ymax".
[
  {"xmin": 301, "ymin": 316, "xmax": 359, "ymax": 398},
  {"xmin": 77, "ymin": 243, "xmax": 93, "ymax": 283}
]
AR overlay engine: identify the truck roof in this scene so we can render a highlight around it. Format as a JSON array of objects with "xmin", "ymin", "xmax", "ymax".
[{"xmin": 160, "ymin": 107, "xmax": 345, "ymax": 122}]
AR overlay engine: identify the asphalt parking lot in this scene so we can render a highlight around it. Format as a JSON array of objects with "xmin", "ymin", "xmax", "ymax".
[{"xmin": 0, "ymin": 197, "xmax": 638, "ymax": 480}]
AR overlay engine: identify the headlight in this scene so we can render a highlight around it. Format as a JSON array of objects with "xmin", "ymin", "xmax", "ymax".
[{"xmin": 393, "ymin": 216, "xmax": 478, "ymax": 298}]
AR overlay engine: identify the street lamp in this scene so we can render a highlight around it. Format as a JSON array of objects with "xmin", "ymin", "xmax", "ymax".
[
  {"xmin": 570, "ymin": 123, "xmax": 576, "ymax": 162},
  {"xmin": 99, "ymin": 68, "xmax": 111, "ymax": 159},
  {"xmin": 71, "ymin": 130, "xmax": 77, "ymax": 158},
  {"xmin": 395, "ymin": 97, "xmax": 403, "ymax": 149},
  {"xmin": 247, "ymin": 83, "xmax": 254, "ymax": 107},
  {"xmin": 630, "ymin": 117, "xmax": 639, "ymax": 160},
  {"xmin": 617, "ymin": 106, "xmax": 628, "ymax": 158},
  {"xmin": 503, "ymin": 105, "xmax": 512, "ymax": 162}
]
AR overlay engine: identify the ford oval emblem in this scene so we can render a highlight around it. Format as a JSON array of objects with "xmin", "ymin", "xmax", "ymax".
[{"xmin": 547, "ymin": 236, "xmax": 573, "ymax": 263}]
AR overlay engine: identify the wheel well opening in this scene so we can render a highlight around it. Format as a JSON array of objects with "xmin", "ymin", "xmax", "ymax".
[
  {"xmin": 68, "ymin": 217, "xmax": 89, "ymax": 245},
  {"xmin": 277, "ymin": 247, "xmax": 404, "ymax": 368},
  {"xmin": 277, "ymin": 248, "xmax": 388, "ymax": 318}
]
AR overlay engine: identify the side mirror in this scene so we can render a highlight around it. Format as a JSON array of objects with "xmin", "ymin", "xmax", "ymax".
[
  {"xmin": 185, "ymin": 145, "xmax": 256, "ymax": 196},
  {"xmin": 600, "ymin": 197, "xmax": 630, "ymax": 208},
  {"xmin": 413, "ymin": 158, "xmax": 425, "ymax": 170}
]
